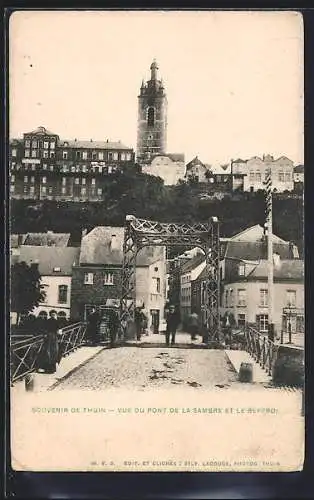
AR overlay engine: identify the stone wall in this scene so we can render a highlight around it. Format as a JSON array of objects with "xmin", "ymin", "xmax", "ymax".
[{"xmin": 272, "ymin": 344, "xmax": 304, "ymax": 387}]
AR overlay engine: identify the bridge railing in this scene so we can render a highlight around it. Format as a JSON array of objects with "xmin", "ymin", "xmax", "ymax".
[
  {"xmin": 11, "ymin": 334, "xmax": 46, "ymax": 383},
  {"xmin": 57, "ymin": 322, "xmax": 87, "ymax": 359},
  {"xmin": 10, "ymin": 322, "xmax": 87, "ymax": 383},
  {"xmin": 243, "ymin": 324, "xmax": 279, "ymax": 376}
]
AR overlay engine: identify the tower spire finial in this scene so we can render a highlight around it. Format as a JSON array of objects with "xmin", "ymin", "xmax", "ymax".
[{"xmin": 150, "ymin": 59, "xmax": 158, "ymax": 80}]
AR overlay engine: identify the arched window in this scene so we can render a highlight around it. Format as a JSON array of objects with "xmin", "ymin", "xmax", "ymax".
[{"xmin": 147, "ymin": 107, "xmax": 155, "ymax": 127}]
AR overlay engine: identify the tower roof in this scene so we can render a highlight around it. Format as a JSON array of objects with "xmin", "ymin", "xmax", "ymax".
[{"xmin": 150, "ymin": 59, "xmax": 158, "ymax": 70}]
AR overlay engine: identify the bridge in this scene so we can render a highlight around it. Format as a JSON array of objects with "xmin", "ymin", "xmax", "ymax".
[
  {"xmin": 10, "ymin": 215, "xmax": 304, "ymax": 394},
  {"xmin": 10, "ymin": 321, "xmax": 304, "ymax": 397}
]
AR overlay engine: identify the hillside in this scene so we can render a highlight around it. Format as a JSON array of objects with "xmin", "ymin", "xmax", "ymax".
[{"xmin": 10, "ymin": 170, "xmax": 304, "ymax": 256}]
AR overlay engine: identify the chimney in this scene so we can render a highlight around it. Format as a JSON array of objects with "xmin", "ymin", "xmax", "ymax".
[
  {"xmin": 82, "ymin": 228, "xmax": 87, "ymax": 238},
  {"xmin": 106, "ymin": 139, "xmax": 109, "ymax": 143},
  {"xmin": 90, "ymin": 139, "xmax": 93, "ymax": 142}
]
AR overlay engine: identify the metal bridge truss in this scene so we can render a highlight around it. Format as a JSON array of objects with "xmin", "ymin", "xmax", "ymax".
[{"xmin": 120, "ymin": 215, "xmax": 220, "ymax": 342}]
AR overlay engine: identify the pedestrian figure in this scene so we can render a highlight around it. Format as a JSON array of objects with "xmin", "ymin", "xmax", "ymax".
[
  {"xmin": 189, "ymin": 311, "xmax": 199, "ymax": 341},
  {"xmin": 43, "ymin": 310, "xmax": 59, "ymax": 373},
  {"xmin": 109, "ymin": 307, "xmax": 120, "ymax": 347},
  {"xmin": 135, "ymin": 307, "xmax": 145, "ymax": 341},
  {"xmin": 202, "ymin": 322, "xmax": 209, "ymax": 344},
  {"xmin": 86, "ymin": 307, "xmax": 100, "ymax": 345},
  {"xmin": 165, "ymin": 305, "xmax": 180, "ymax": 346}
]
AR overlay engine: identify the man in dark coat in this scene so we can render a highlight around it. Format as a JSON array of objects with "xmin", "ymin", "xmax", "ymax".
[
  {"xmin": 135, "ymin": 307, "xmax": 146, "ymax": 342},
  {"xmin": 165, "ymin": 305, "xmax": 180, "ymax": 346},
  {"xmin": 87, "ymin": 307, "xmax": 100, "ymax": 345},
  {"xmin": 41, "ymin": 310, "xmax": 59, "ymax": 373}
]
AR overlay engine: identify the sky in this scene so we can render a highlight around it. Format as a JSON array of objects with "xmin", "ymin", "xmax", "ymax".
[{"xmin": 9, "ymin": 10, "xmax": 304, "ymax": 165}]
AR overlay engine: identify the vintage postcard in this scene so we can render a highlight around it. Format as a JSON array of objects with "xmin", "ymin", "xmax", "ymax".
[{"xmin": 9, "ymin": 10, "xmax": 304, "ymax": 472}]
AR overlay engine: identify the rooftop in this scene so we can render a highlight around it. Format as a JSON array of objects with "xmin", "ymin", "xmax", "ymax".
[
  {"xmin": 79, "ymin": 226, "xmax": 164, "ymax": 266},
  {"xmin": 16, "ymin": 246, "xmax": 80, "ymax": 276},
  {"xmin": 24, "ymin": 126, "xmax": 59, "ymax": 137},
  {"xmin": 23, "ymin": 232, "xmax": 71, "ymax": 247},
  {"xmin": 186, "ymin": 156, "xmax": 207, "ymax": 169},
  {"xmin": 294, "ymin": 165, "xmax": 304, "ymax": 173},
  {"xmin": 180, "ymin": 254, "xmax": 206, "ymax": 274},
  {"xmin": 60, "ymin": 139, "xmax": 132, "ymax": 150},
  {"xmin": 225, "ymin": 241, "xmax": 294, "ymax": 261},
  {"xmin": 248, "ymin": 259, "xmax": 304, "ymax": 281}
]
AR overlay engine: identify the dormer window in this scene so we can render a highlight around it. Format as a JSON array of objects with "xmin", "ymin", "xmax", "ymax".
[
  {"xmin": 53, "ymin": 267, "xmax": 61, "ymax": 272},
  {"xmin": 239, "ymin": 263, "xmax": 245, "ymax": 276}
]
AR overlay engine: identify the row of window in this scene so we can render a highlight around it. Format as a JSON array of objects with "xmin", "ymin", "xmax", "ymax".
[
  {"xmin": 11, "ymin": 163, "xmax": 120, "ymax": 174},
  {"xmin": 18, "ymin": 176, "xmax": 104, "ymax": 187},
  {"xmin": 24, "ymin": 150, "xmax": 55, "ymax": 159},
  {"xmin": 12, "ymin": 186, "xmax": 103, "ymax": 196},
  {"xmin": 40, "ymin": 284, "xmax": 68, "ymax": 304},
  {"xmin": 84, "ymin": 272, "xmax": 114, "ymax": 285},
  {"xmin": 60, "ymin": 164, "xmax": 118, "ymax": 173},
  {"xmin": 230, "ymin": 313, "xmax": 268, "ymax": 332},
  {"xmin": 24, "ymin": 140, "xmax": 56, "ymax": 149},
  {"xmin": 249, "ymin": 171, "xmax": 292, "ymax": 182},
  {"xmin": 19, "ymin": 149, "xmax": 132, "ymax": 161},
  {"xmin": 224, "ymin": 288, "xmax": 297, "ymax": 308},
  {"xmin": 181, "ymin": 286, "xmax": 191, "ymax": 302},
  {"xmin": 84, "ymin": 273, "xmax": 160, "ymax": 290}
]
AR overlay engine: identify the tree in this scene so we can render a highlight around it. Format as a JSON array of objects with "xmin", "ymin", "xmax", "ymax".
[
  {"xmin": 11, "ymin": 262, "xmax": 46, "ymax": 325},
  {"xmin": 205, "ymin": 169, "xmax": 214, "ymax": 182}
]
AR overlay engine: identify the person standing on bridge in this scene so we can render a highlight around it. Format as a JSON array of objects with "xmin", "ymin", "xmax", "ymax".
[
  {"xmin": 165, "ymin": 305, "xmax": 180, "ymax": 346},
  {"xmin": 87, "ymin": 307, "xmax": 100, "ymax": 345},
  {"xmin": 109, "ymin": 307, "xmax": 120, "ymax": 347},
  {"xmin": 41, "ymin": 310, "xmax": 59, "ymax": 374},
  {"xmin": 135, "ymin": 307, "xmax": 146, "ymax": 342},
  {"xmin": 189, "ymin": 311, "xmax": 199, "ymax": 341}
]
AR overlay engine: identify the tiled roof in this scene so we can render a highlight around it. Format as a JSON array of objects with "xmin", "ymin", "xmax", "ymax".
[
  {"xmin": 186, "ymin": 156, "xmax": 206, "ymax": 169},
  {"xmin": 60, "ymin": 140, "xmax": 132, "ymax": 150},
  {"xmin": 211, "ymin": 164, "xmax": 232, "ymax": 175},
  {"xmin": 79, "ymin": 226, "xmax": 164, "ymax": 266},
  {"xmin": 180, "ymin": 254, "xmax": 206, "ymax": 274},
  {"xmin": 194, "ymin": 264, "xmax": 210, "ymax": 282},
  {"xmin": 225, "ymin": 241, "xmax": 293, "ymax": 260},
  {"xmin": 232, "ymin": 158, "xmax": 246, "ymax": 163},
  {"xmin": 149, "ymin": 153, "xmax": 185, "ymax": 164},
  {"xmin": 166, "ymin": 153, "xmax": 185, "ymax": 162},
  {"xmin": 16, "ymin": 246, "xmax": 80, "ymax": 276},
  {"xmin": 294, "ymin": 165, "xmax": 304, "ymax": 173},
  {"xmin": 23, "ymin": 232, "xmax": 70, "ymax": 247},
  {"xmin": 25, "ymin": 126, "xmax": 58, "ymax": 136},
  {"xmin": 248, "ymin": 259, "xmax": 304, "ymax": 281},
  {"xmin": 228, "ymin": 225, "xmax": 287, "ymax": 244}
]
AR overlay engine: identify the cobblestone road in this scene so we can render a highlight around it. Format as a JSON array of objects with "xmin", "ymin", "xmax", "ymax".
[{"xmin": 54, "ymin": 346, "xmax": 239, "ymax": 391}]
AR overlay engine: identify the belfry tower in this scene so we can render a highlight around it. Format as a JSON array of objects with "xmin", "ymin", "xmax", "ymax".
[{"xmin": 136, "ymin": 60, "xmax": 168, "ymax": 163}]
